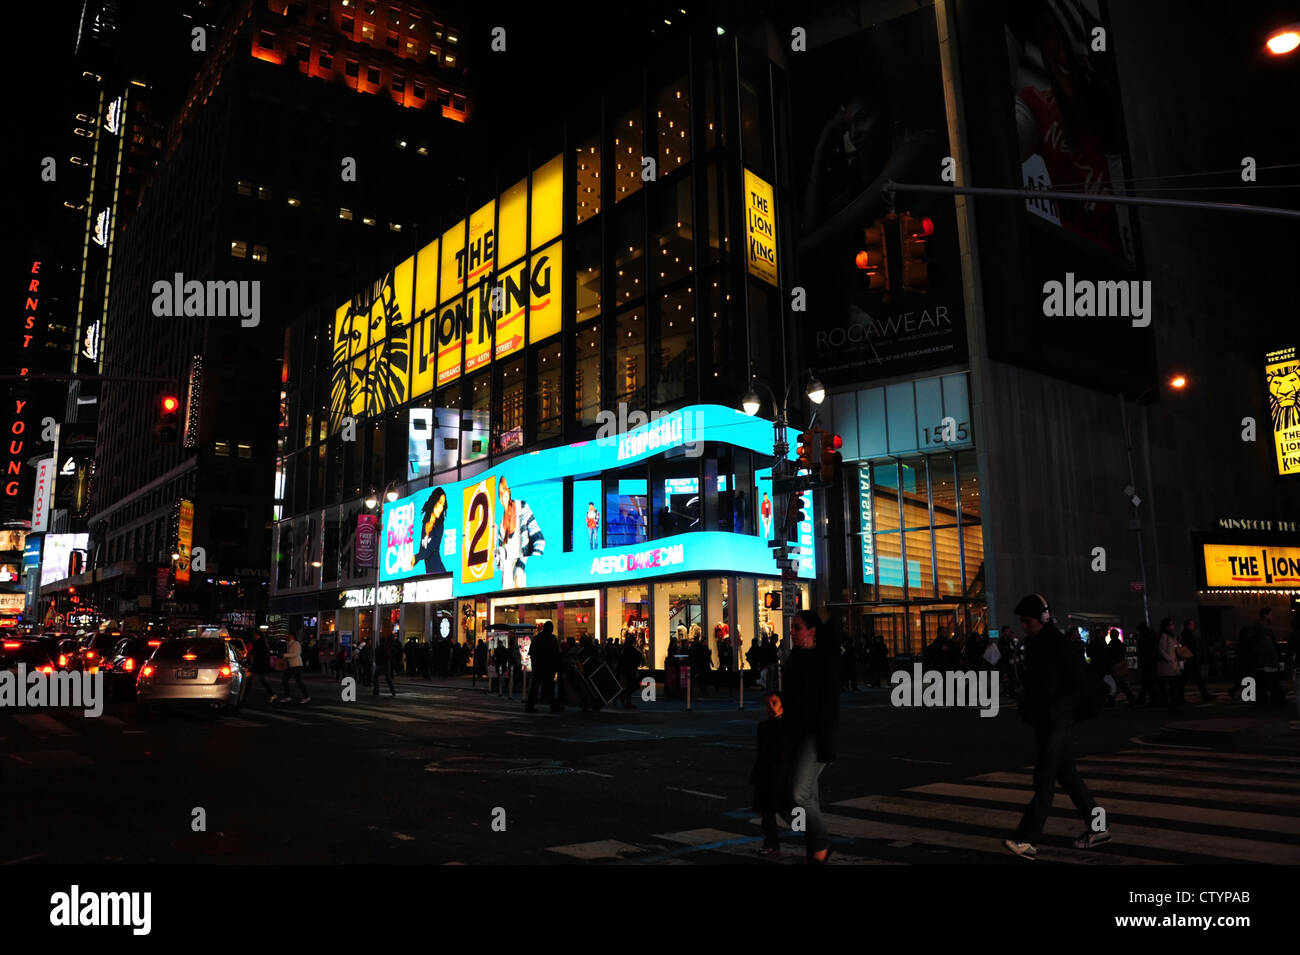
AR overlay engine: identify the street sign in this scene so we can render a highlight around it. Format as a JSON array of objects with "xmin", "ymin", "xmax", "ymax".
[{"xmin": 782, "ymin": 579, "xmax": 800, "ymax": 609}]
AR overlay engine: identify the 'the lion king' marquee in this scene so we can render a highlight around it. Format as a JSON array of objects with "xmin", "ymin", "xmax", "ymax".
[{"xmin": 331, "ymin": 155, "xmax": 563, "ymax": 430}]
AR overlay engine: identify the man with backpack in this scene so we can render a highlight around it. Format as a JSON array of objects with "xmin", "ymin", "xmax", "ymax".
[{"xmin": 1004, "ymin": 593, "xmax": 1108, "ymax": 860}]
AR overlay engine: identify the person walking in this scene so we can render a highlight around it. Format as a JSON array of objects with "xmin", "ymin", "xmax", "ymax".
[
  {"xmin": 280, "ymin": 630, "xmax": 310, "ymax": 703},
  {"xmin": 1156, "ymin": 617, "xmax": 1183, "ymax": 712},
  {"xmin": 1252, "ymin": 607, "xmax": 1284, "ymax": 707},
  {"xmin": 249, "ymin": 630, "xmax": 279, "ymax": 704},
  {"xmin": 525, "ymin": 621, "xmax": 562, "ymax": 713},
  {"xmin": 1004, "ymin": 594, "xmax": 1107, "ymax": 860},
  {"xmin": 618, "ymin": 632, "xmax": 643, "ymax": 709},
  {"xmin": 1135, "ymin": 624, "xmax": 1159, "ymax": 707},
  {"xmin": 780, "ymin": 609, "xmax": 841, "ymax": 864},
  {"xmin": 373, "ymin": 632, "xmax": 396, "ymax": 697},
  {"xmin": 1105, "ymin": 629, "xmax": 1136, "ymax": 706},
  {"xmin": 751, "ymin": 690, "xmax": 788, "ymax": 857},
  {"xmin": 1180, "ymin": 619, "xmax": 1210, "ymax": 703}
]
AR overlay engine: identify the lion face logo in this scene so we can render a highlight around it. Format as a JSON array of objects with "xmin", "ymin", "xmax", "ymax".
[
  {"xmin": 332, "ymin": 270, "xmax": 411, "ymax": 430},
  {"xmin": 1268, "ymin": 365, "xmax": 1300, "ymax": 432}
]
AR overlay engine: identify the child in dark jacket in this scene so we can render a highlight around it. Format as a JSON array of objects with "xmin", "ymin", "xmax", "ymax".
[{"xmin": 750, "ymin": 691, "xmax": 787, "ymax": 856}]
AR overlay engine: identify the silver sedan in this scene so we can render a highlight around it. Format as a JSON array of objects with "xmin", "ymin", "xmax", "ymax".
[{"xmin": 135, "ymin": 638, "xmax": 248, "ymax": 714}]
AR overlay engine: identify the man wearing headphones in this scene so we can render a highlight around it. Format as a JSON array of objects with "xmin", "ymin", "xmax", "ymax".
[{"xmin": 1004, "ymin": 593, "xmax": 1109, "ymax": 859}]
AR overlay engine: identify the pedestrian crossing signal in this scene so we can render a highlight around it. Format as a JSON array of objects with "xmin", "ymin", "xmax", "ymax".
[
  {"xmin": 764, "ymin": 592, "xmax": 782, "ymax": 610},
  {"xmin": 856, "ymin": 218, "xmax": 890, "ymax": 293}
]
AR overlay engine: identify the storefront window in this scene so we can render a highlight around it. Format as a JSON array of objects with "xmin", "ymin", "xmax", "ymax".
[
  {"xmin": 614, "ymin": 307, "xmax": 646, "ymax": 410},
  {"xmin": 575, "ymin": 137, "xmax": 601, "ymax": 225},
  {"xmin": 650, "ymin": 174, "xmax": 693, "ymax": 290},
  {"xmin": 464, "ymin": 373, "xmax": 490, "ymax": 464},
  {"xmin": 534, "ymin": 341, "xmax": 562, "ymax": 442},
  {"xmin": 611, "ymin": 106, "xmax": 643, "ymax": 203},
  {"xmin": 614, "ymin": 202, "xmax": 644, "ymax": 306},
  {"xmin": 654, "ymin": 579, "xmax": 702, "ymax": 670},
  {"xmin": 575, "ymin": 224, "xmax": 601, "ymax": 324},
  {"xmin": 957, "ymin": 450, "xmax": 980, "ymax": 522},
  {"xmin": 653, "ymin": 285, "xmax": 695, "ymax": 406},
  {"xmin": 574, "ymin": 323, "xmax": 602, "ymax": 426},
  {"xmin": 652, "ymin": 457, "xmax": 701, "ymax": 538},
  {"xmin": 494, "ymin": 358, "xmax": 525, "ymax": 454},
  {"xmin": 655, "ymin": 78, "xmax": 690, "ymax": 177},
  {"xmin": 606, "ymin": 585, "xmax": 649, "ymax": 648}
]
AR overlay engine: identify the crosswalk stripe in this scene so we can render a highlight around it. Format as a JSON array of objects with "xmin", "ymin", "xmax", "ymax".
[
  {"xmin": 222, "ymin": 717, "xmax": 267, "ymax": 728},
  {"xmin": 833, "ymin": 796, "xmax": 1300, "ymax": 864},
  {"xmin": 1077, "ymin": 756, "xmax": 1300, "ymax": 776},
  {"xmin": 651, "ymin": 828, "xmax": 749, "ymax": 845},
  {"xmin": 290, "ymin": 709, "xmax": 368, "ymax": 725},
  {"xmin": 13, "ymin": 714, "xmax": 76, "ymax": 737},
  {"xmin": 813, "ymin": 811, "xmax": 1164, "ymax": 865},
  {"xmin": 316, "ymin": 704, "xmax": 420, "ymax": 722},
  {"xmin": 1119, "ymin": 748, "xmax": 1300, "ymax": 765},
  {"xmin": 905, "ymin": 783, "xmax": 1300, "ymax": 836},
  {"xmin": 1068, "ymin": 765, "xmax": 1300, "ymax": 790},
  {"xmin": 546, "ymin": 840, "xmax": 646, "ymax": 860},
  {"xmin": 972, "ymin": 772, "xmax": 1300, "ymax": 809},
  {"xmin": 250, "ymin": 708, "xmax": 312, "ymax": 724}
]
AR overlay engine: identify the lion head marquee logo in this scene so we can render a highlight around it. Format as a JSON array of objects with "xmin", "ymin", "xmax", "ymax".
[{"xmin": 331, "ymin": 269, "xmax": 411, "ymax": 430}]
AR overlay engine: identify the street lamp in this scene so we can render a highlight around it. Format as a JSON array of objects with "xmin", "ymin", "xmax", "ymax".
[
  {"xmin": 364, "ymin": 487, "xmax": 379, "ymax": 510},
  {"xmin": 1119, "ymin": 374, "xmax": 1189, "ymax": 626},
  {"xmin": 1266, "ymin": 24, "xmax": 1300, "ymax": 55}
]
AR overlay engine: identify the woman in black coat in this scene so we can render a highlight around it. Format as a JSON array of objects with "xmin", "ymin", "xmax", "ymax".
[{"xmin": 781, "ymin": 609, "xmax": 841, "ymax": 864}]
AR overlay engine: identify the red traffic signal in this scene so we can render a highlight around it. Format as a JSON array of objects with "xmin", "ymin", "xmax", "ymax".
[
  {"xmin": 817, "ymin": 430, "xmax": 843, "ymax": 483},
  {"xmin": 156, "ymin": 394, "xmax": 180, "ymax": 443},
  {"xmin": 795, "ymin": 431, "xmax": 817, "ymax": 470},
  {"xmin": 899, "ymin": 213, "xmax": 932, "ymax": 294}
]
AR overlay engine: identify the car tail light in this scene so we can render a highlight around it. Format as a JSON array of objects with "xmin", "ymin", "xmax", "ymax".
[
  {"xmin": 58, "ymin": 654, "xmax": 68, "ymax": 667},
  {"xmin": 102, "ymin": 661, "xmax": 114, "ymax": 671},
  {"xmin": 40, "ymin": 665, "xmax": 53, "ymax": 674},
  {"xmin": 123, "ymin": 658, "xmax": 136, "ymax": 672},
  {"xmin": 2, "ymin": 641, "xmax": 20, "ymax": 650},
  {"xmin": 86, "ymin": 650, "xmax": 96, "ymax": 659},
  {"xmin": 148, "ymin": 640, "xmax": 162, "ymax": 647},
  {"xmin": 217, "ymin": 664, "xmax": 233, "ymax": 683},
  {"xmin": 182, "ymin": 653, "xmax": 197, "ymax": 661},
  {"xmin": 139, "ymin": 664, "xmax": 154, "ymax": 680}
]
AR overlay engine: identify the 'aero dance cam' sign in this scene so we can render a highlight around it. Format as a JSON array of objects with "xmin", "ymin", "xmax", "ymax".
[
  {"xmin": 379, "ymin": 405, "xmax": 816, "ymax": 596},
  {"xmin": 331, "ymin": 156, "xmax": 563, "ymax": 429}
]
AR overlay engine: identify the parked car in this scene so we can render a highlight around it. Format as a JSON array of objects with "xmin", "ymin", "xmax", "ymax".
[{"xmin": 134, "ymin": 638, "xmax": 248, "ymax": 715}]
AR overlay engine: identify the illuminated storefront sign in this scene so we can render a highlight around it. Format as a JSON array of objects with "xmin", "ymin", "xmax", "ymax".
[
  {"xmin": 7, "ymin": 261, "xmax": 41, "ymax": 500},
  {"xmin": 341, "ymin": 584, "xmax": 404, "ymax": 608},
  {"xmin": 22, "ymin": 537, "xmax": 40, "ymax": 575},
  {"xmin": 743, "ymin": 169, "xmax": 778, "ymax": 286},
  {"xmin": 1203, "ymin": 543, "xmax": 1300, "ymax": 588},
  {"xmin": 176, "ymin": 499, "xmax": 194, "ymax": 585},
  {"xmin": 0, "ymin": 531, "xmax": 27, "ymax": 552},
  {"xmin": 31, "ymin": 458, "xmax": 54, "ymax": 532},
  {"xmin": 859, "ymin": 466, "xmax": 874, "ymax": 583},
  {"xmin": 1265, "ymin": 346, "xmax": 1299, "ymax": 477},
  {"xmin": 331, "ymin": 155, "xmax": 564, "ymax": 431},
  {"xmin": 378, "ymin": 404, "xmax": 816, "ymax": 595},
  {"xmin": 104, "ymin": 96, "xmax": 123, "ymax": 135},
  {"xmin": 404, "ymin": 577, "xmax": 453, "ymax": 603}
]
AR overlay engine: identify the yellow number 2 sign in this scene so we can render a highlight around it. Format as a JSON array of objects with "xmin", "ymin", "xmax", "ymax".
[{"xmin": 461, "ymin": 477, "xmax": 497, "ymax": 584}]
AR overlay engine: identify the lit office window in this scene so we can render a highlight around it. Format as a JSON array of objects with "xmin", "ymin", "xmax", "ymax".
[
  {"xmin": 574, "ymin": 323, "xmax": 602, "ymax": 426},
  {"xmin": 611, "ymin": 106, "xmax": 643, "ymax": 203},
  {"xmin": 339, "ymin": 207, "xmax": 353, "ymax": 220},
  {"xmin": 252, "ymin": 244, "xmax": 269, "ymax": 263},
  {"xmin": 655, "ymin": 79, "xmax": 690, "ymax": 176},
  {"xmin": 236, "ymin": 180, "xmax": 252, "ymax": 196},
  {"xmin": 231, "ymin": 240, "xmax": 248, "ymax": 259},
  {"xmin": 575, "ymin": 136, "xmax": 601, "ymax": 225}
]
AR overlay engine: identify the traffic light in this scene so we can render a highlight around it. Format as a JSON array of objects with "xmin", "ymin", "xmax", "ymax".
[
  {"xmin": 818, "ymin": 430, "xmax": 843, "ymax": 483},
  {"xmin": 899, "ymin": 213, "xmax": 934, "ymax": 294},
  {"xmin": 764, "ymin": 592, "xmax": 782, "ymax": 610},
  {"xmin": 155, "ymin": 394, "xmax": 180, "ymax": 443},
  {"xmin": 795, "ymin": 430, "xmax": 817, "ymax": 470},
  {"xmin": 856, "ymin": 217, "xmax": 890, "ymax": 292},
  {"xmin": 786, "ymin": 492, "xmax": 807, "ymax": 537}
]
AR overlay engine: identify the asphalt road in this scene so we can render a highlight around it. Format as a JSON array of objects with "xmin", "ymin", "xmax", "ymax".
[{"xmin": 2, "ymin": 672, "xmax": 1297, "ymax": 865}]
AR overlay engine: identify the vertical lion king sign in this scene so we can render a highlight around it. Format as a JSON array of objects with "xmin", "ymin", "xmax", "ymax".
[
  {"xmin": 1266, "ymin": 345, "xmax": 1300, "ymax": 477},
  {"xmin": 176, "ymin": 499, "xmax": 194, "ymax": 585}
]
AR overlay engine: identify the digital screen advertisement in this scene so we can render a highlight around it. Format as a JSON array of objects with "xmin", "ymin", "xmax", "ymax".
[
  {"xmin": 39, "ymin": 533, "xmax": 89, "ymax": 588},
  {"xmin": 380, "ymin": 405, "xmax": 816, "ymax": 594}
]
